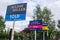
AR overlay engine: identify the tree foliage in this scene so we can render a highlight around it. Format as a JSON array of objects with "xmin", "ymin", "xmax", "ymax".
[
  {"xmin": 0, "ymin": 16, "xmax": 5, "ymax": 32},
  {"xmin": 57, "ymin": 20, "xmax": 60, "ymax": 28},
  {"xmin": 33, "ymin": 5, "xmax": 56, "ymax": 40}
]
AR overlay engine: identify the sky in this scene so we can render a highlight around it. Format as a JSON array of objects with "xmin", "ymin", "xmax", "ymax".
[{"xmin": 0, "ymin": 0, "xmax": 60, "ymax": 31}]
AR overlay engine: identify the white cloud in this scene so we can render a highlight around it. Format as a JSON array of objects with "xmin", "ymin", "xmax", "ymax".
[{"xmin": 46, "ymin": 0, "xmax": 60, "ymax": 21}]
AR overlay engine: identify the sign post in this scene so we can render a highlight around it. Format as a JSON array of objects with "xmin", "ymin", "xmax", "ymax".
[
  {"xmin": 43, "ymin": 32, "xmax": 45, "ymax": 40},
  {"xmin": 42, "ymin": 23, "xmax": 48, "ymax": 40},
  {"xmin": 11, "ymin": 21, "xmax": 15, "ymax": 40},
  {"xmin": 35, "ymin": 29, "xmax": 36, "ymax": 40},
  {"xmin": 5, "ymin": 3, "xmax": 27, "ymax": 40}
]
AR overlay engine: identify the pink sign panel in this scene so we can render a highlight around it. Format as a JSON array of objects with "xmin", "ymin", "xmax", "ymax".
[{"xmin": 29, "ymin": 25, "xmax": 42, "ymax": 29}]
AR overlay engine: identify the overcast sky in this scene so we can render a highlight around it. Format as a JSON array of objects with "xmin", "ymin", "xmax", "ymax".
[{"xmin": 0, "ymin": 0, "xmax": 60, "ymax": 31}]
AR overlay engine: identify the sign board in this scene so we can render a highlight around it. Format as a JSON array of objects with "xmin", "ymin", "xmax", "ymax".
[
  {"xmin": 5, "ymin": 3, "xmax": 27, "ymax": 21},
  {"xmin": 42, "ymin": 26, "xmax": 48, "ymax": 30},
  {"xmin": 42, "ymin": 23, "xmax": 48, "ymax": 30},
  {"xmin": 30, "ymin": 28, "xmax": 42, "ymax": 31},
  {"xmin": 29, "ymin": 20, "xmax": 42, "ymax": 29}
]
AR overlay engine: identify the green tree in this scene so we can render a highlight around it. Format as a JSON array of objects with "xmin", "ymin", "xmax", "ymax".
[
  {"xmin": 57, "ymin": 20, "xmax": 60, "ymax": 28},
  {"xmin": 55, "ymin": 20, "xmax": 60, "ymax": 40},
  {"xmin": 0, "ymin": 16, "xmax": 5, "ymax": 32},
  {"xmin": 33, "ymin": 5, "xmax": 56, "ymax": 40},
  {"xmin": 33, "ymin": 5, "xmax": 42, "ymax": 19}
]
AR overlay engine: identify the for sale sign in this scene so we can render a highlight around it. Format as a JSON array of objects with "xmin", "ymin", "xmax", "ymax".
[
  {"xmin": 5, "ymin": 3, "xmax": 27, "ymax": 21},
  {"xmin": 29, "ymin": 20, "xmax": 42, "ymax": 29}
]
